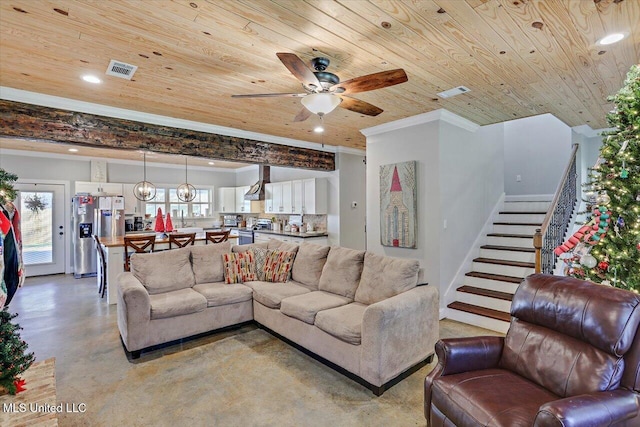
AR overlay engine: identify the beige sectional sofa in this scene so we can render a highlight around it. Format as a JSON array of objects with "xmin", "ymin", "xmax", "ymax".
[{"xmin": 117, "ymin": 240, "xmax": 439, "ymax": 395}]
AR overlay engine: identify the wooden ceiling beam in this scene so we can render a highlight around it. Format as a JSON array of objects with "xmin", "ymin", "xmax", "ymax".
[{"xmin": 0, "ymin": 100, "xmax": 335, "ymax": 171}]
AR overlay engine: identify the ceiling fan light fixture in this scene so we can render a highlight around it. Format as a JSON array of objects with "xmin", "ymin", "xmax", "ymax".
[{"xmin": 301, "ymin": 93, "xmax": 342, "ymax": 115}]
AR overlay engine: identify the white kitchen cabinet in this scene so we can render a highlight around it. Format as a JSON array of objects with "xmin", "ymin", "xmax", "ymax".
[
  {"xmin": 264, "ymin": 183, "xmax": 274, "ymax": 214},
  {"xmin": 122, "ymin": 183, "xmax": 140, "ymax": 214},
  {"xmin": 75, "ymin": 181, "xmax": 123, "ymax": 196},
  {"xmin": 291, "ymin": 180, "xmax": 304, "ymax": 215},
  {"xmin": 302, "ymin": 178, "xmax": 328, "ymax": 214},
  {"xmin": 281, "ymin": 181, "xmax": 292, "ymax": 214},
  {"xmin": 217, "ymin": 187, "xmax": 236, "ymax": 213},
  {"xmin": 235, "ymin": 186, "xmax": 250, "ymax": 213},
  {"xmin": 253, "ymin": 231, "xmax": 271, "ymax": 243}
]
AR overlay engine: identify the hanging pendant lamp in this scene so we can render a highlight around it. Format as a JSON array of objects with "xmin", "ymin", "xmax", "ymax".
[
  {"xmin": 176, "ymin": 157, "xmax": 196, "ymax": 202},
  {"xmin": 133, "ymin": 152, "xmax": 157, "ymax": 201}
]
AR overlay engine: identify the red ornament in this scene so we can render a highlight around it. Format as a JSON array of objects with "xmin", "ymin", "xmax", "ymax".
[
  {"xmin": 165, "ymin": 212, "xmax": 173, "ymax": 232},
  {"xmin": 14, "ymin": 378, "xmax": 26, "ymax": 394},
  {"xmin": 598, "ymin": 261, "xmax": 609, "ymax": 271},
  {"xmin": 154, "ymin": 207, "xmax": 165, "ymax": 232},
  {"xmin": 637, "ymin": 242, "xmax": 640, "ymax": 251}
]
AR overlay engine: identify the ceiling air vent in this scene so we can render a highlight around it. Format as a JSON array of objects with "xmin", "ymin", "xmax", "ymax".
[
  {"xmin": 437, "ymin": 86, "xmax": 471, "ymax": 99},
  {"xmin": 105, "ymin": 60, "xmax": 138, "ymax": 80}
]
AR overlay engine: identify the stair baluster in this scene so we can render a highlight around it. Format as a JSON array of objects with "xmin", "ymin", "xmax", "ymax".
[{"xmin": 534, "ymin": 144, "xmax": 579, "ymax": 274}]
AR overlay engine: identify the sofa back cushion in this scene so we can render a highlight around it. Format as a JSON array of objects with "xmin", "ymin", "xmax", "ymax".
[
  {"xmin": 190, "ymin": 241, "xmax": 231, "ymax": 284},
  {"xmin": 131, "ymin": 246, "xmax": 195, "ymax": 294},
  {"xmin": 232, "ymin": 242, "xmax": 268, "ymax": 253},
  {"xmin": 291, "ymin": 243, "xmax": 330, "ymax": 290},
  {"xmin": 500, "ymin": 274, "xmax": 640, "ymax": 397},
  {"xmin": 354, "ymin": 252, "xmax": 420, "ymax": 305},
  {"xmin": 318, "ymin": 247, "xmax": 365, "ymax": 299}
]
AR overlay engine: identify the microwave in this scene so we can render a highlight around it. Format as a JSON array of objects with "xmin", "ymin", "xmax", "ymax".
[{"xmin": 223, "ymin": 215, "xmax": 238, "ymax": 227}]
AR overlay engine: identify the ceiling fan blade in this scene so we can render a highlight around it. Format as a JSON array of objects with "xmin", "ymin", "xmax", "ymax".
[
  {"xmin": 293, "ymin": 107, "xmax": 312, "ymax": 122},
  {"xmin": 276, "ymin": 52, "xmax": 322, "ymax": 90},
  {"xmin": 338, "ymin": 96, "xmax": 383, "ymax": 116},
  {"xmin": 231, "ymin": 93, "xmax": 306, "ymax": 98},
  {"xmin": 332, "ymin": 69, "xmax": 408, "ymax": 94}
]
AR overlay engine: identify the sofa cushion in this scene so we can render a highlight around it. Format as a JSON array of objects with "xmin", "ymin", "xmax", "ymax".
[
  {"xmin": 149, "ymin": 288, "xmax": 207, "ymax": 320},
  {"xmin": 280, "ymin": 291, "xmax": 352, "ymax": 324},
  {"xmin": 244, "ymin": 281, "xmax": 310, "ymax": 309},
  {"xmin": 222, "ymin": 252, "xmax": 257, "ymax": 284},
  {"xmin": 432, "ymin": 368, "xmax": 558, "ymax": 426},
  {"xmin": 190, "ymin": 241, "xmax": 231, "ymax": 284},
  {"xmin": 291, "ymin": 243, "xmax": 330, "ymax": 290},
  {"xmin": 354, "ymin": 252, "xmax": 420, "ymax": 305},
  {"xmin": 192, "ymin": 282, "xmax": 253, "ymax": 307},
  {"xmin": 314, "ymin": 302, "xmax": 367, "ymax": 345},
  {"xmin": 318, "ymin": 247, "xmax": 365, "ymax": 299},
  {"xmin": 131, "ymin": 246, "xmax": 194, "ymax": 295},
  {"xmin": 263, "ymin": 250, "xmax": 296, "ymax": 282}
]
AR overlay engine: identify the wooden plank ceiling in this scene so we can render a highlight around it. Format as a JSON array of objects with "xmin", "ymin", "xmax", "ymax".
[{"xmin": 0, "ymin": 0, "xmax": 637, "ymax": 152}]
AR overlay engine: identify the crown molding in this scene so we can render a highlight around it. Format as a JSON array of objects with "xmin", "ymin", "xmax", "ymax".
[
  {"xmin": 335, "ymin": 146, "xmax": 366, "ymax": 156},
  {"xmin": 0, "ymin": 86, "xmax": 343, "ymax": 154},
  {"xmin": 572, "ymin": 124, "xmax": 614, "ymax": 138},
  {"xmin": 360, "ymin": 109, "xmax": 480, "ymax": 138}
]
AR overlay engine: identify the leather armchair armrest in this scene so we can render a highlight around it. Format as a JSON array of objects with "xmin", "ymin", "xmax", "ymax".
[
  {"xmin": 424, "ymin": 336, "xmax": 504, "ymax": 420},
  {"xmin": 535, "ymin": 390, "xmax": 639, "ymax": 427}
]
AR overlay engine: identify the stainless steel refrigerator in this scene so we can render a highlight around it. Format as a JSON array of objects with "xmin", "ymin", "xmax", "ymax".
[{"xmin": 72, "ymin": 195, "xmax": 125, "ymax": 278}]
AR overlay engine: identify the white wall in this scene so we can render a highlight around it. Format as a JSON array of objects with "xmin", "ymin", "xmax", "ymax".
[
  {"xmin": 337, "ymin": 151, "xmax": 367, "ymax": 250},
  {"xmin": 364, "ymin": 111, "xmax": 505, "ymax": 311},
  {"xmin": 503, "ymin": 114, "xmax": 572, "ymax": 195}
]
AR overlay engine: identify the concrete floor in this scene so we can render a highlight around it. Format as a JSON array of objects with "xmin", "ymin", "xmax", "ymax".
[{"xmin": 8, "ymin": 274, "xmax": 502, "ymax": 427}]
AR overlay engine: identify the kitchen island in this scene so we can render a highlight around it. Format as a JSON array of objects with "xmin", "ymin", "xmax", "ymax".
[
  {"xmin": 252, "ymin": 229, "xmax": 328, "ymax": 246},
  {"xmin": 100, "ymin": 233, "xmax": 238, "ymax": 305}
]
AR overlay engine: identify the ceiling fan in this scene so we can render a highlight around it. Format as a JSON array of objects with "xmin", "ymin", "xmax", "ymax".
[{"xmin": 231, "ymin": 53, "xmax": 408, "ymax": 122}]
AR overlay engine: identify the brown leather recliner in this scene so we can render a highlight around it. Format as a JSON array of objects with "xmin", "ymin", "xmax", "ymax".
[{"xmin": 425, "ymin": 274, "xmax": 640, "ymax": 426}]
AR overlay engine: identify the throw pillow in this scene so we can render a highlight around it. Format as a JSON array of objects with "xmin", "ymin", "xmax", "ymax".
[
  {"xmin": 263, "ymin": 250, "xmax": 296, "ymax": 283},
  {"xmin": 251, "ymin": 246, "xmax": 271, "ymax": 281},
  {"xmin": 222, "ymin": 251, "xmax": 257, "ymax": 284}
]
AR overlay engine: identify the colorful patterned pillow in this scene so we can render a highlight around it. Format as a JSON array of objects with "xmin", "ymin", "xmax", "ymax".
[
  {"xmin": 251, "ymin": 247, "xmax": 271, "ymax": 281},
  {"xmin": 263, "ymin": 250, "xmax": 296, "ymax": 283},
  {"xmin": 222, "ymin": 251, "xmax": 256, "ymax": 284}
]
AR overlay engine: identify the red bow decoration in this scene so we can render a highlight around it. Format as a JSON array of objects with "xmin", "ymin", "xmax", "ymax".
[{"xmin": 14, "ymin": 378, "xmax": 26, "ymax": 393}]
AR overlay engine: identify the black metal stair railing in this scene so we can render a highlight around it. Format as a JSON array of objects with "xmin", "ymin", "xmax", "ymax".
[{"xmin": 534, "ymin": 144, "xmax": 579, "ymax": 274}]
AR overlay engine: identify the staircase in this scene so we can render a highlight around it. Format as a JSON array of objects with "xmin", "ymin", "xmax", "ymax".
[{"xmin": 447, "ymin": 197, "xmax": 551, "ymax": 333}]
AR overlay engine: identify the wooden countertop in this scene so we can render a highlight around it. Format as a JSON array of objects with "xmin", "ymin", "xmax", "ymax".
[{"xmin": 99, "ymin": 234, "xmax": 237, "ymax": 248}]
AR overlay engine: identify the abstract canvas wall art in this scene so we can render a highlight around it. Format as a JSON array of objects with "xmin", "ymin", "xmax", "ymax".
[{"xmin": 380, "ymin": 161, "xmax": 417, "ymax": 248}]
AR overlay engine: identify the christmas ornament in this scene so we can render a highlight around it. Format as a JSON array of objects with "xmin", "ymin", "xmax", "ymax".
[
  {"xmin": 154, "ymin": 207, "xmax": 165, "ymax": 233},
  {"xmin": 617, "ymin": 216, "xmax": 625, "ymax": 228},
  {"xmin": 619, "ymin": 140, "xmax": 629, "ymax": 153},
  {"xmin": 636, "ymin": 193, "xmax": 640, "ymax": 202},
  {"xmin": 596, "ymin": 193, "xmax": 611, "ymax": 205},
  {"xmin": 606, "ymin": 173, "xmax": 616, "ymax": 179},
  {"xmin": 598, "ymin": 260, "xmax": 610, "ymax": 271},
  {"xmin": 602, "ymin": 280, "xmax": 612, "ymax": 286},
  {"xmin": 620, "ymin": 168, "xmax": 629, "ymax": 178},
  {"xmin": 580, "ymin": 254, "xmax": 597, "ymax": 269}
]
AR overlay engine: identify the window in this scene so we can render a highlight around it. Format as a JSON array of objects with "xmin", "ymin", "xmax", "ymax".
[{"xmin": 145, "ymin": 187, "xmax": 213, "ymax": 218}]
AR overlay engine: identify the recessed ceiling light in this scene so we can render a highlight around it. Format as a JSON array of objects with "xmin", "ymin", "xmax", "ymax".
[
  {"xmin": 598, "ymin": 33, "xmax": 625, "ymax": 45},
  {"xmin": 82, "ymin": 75, "xmax": 102, "ymax": 84},
  {"xmin": 68, "ymin": 148, "xmax": 79, "ymax": 152},
  {"xmin": 314, "ymin": 126, "xmax": 324, "ymax": 133},
  {"xmin": 208, "ymin": 161, "xmax": 215, "ymax": 165}
]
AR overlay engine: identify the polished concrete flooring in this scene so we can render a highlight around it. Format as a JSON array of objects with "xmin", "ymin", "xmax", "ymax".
[{"xmin": 7, "ymin": 274, "xmax": 502, "ymax": 427}]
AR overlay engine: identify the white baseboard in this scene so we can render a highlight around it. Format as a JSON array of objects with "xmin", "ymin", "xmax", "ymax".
[
  {"xmin": 442, "ymin": 193, "xmax": 505, "ymax": 307},
  {"xmin": 504, "ymin": 194, "xmax": 554, "ymax": 202}
]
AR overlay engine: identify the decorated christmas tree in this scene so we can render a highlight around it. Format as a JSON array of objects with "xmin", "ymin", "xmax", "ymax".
[
  {"xmin": 0, "ymin": 309, "xmax": 35, "ymax": 394},
  {"xmin": 558, "ymin": 64, "xmax": 639, "ymax": 290}
]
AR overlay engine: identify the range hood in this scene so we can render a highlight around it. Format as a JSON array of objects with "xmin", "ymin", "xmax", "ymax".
[{"xmin": 244, "ymin": 165, "xmax": 271, "ymax": 201}]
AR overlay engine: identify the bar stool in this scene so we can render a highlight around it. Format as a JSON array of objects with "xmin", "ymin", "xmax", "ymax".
[
  {"xmin": 124, "ymin": 235, "xmax": 156, "ymax": 271},
  {"xmin": 205, "ymin": 230, "xmax": 230, "ymax": 244},
  {"xmin": 93, "ymin": 235, "xmax": 107, "ymax": 298},
  {"xmin": 168, "ymin": 232, "xmax": 196, "ymax": 249}
]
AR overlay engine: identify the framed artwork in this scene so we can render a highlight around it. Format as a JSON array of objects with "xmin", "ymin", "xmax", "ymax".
[{"xmin": 380, "ymin": 161, "xmax": 417, "ymax": 248}]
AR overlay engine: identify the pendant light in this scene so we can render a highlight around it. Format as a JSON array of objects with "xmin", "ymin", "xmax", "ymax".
[
  {"xmin": 133, "ymin": 152, "xmax": 157, "ymax": 201},
  {"xmin": 176, "ymin": 157, "xmax": 196, "ymax": 202}
]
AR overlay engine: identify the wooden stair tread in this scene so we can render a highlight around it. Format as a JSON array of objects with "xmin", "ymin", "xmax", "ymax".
[
  {"xmin": 457, "ymin": 286, "xmax": 513, "ymax": 301},
  {"xmin": 487, "ymin": 233, "xmax": 533, "ymax": 238},
  {"xmin": 448, "ymin": 301, "xmax": 511, "ymax": 322},
  {"xmin": 493, "ymin": 222, "xmax": 541, "ymax": 226},
  {"xmin": 481, "ymin": 245, "xmax": 535, "ymax": 253},
  {"xmin": 473, "ymin": 257, "xmax": 535, "ymax": 268},
  {"xmin": 499, "ymin": 211, "xmax": 547, "ymax": 215},
  {"xmin": 465, "ymin": 271, "xmax": 524, "ymax": 284}
]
